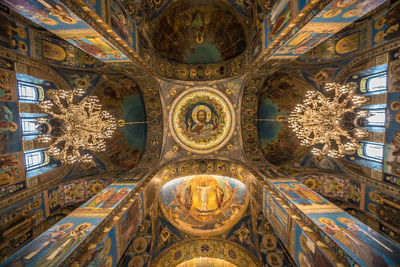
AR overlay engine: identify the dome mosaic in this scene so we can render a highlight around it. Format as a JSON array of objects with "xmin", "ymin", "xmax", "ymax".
[
  {"xmin": 150, "ymin": 0, "xmax": 247, "ymax": 64},
  {"xmin": 159, "ymin": 175, "xmax": 249, "ymax": 236}
]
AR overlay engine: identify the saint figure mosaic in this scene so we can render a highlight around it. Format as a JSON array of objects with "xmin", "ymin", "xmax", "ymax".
[{"xmin": 170, "ymin": 88, "xmax": 234, "ymax": 153}]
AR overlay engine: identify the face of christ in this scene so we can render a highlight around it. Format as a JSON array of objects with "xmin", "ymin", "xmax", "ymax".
[{"xmin": 196, "ymin": 110, "xmax": 207, "ymax": 124}]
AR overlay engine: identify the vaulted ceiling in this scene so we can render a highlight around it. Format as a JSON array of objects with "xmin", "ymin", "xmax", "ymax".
[{"xmin": 1, "ymin": 0, "xmax": 400, "ymax": 266}]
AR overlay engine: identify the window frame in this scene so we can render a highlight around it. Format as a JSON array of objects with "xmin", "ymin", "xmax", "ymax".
[
  {"xmin": 366, "ymin": 73, "xmax": 387, "ymax": 92},
  {"xmin": 21, "ymin": 118, "xmax": 40, "ymax": 136},
  {"xmin": 360, "ymin": 71, "xmax": 387, "ymax": 95},
  {"xmin": 358, "ymin": 142, "xmax": 384, "ymax": 163},
  {"xmin": 24, "ymin": 151, "xmax": 45, "ymax": 171},
  {"xmin": 17, "ymin": 81, "xmax": 41, "ymax": 103},
  {"xmin": 364, "ymin": 108, "xmax": 386, "ymax": 127}
]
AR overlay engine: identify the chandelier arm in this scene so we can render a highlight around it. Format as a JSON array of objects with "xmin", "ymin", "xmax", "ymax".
[
  {"xmin": 38, "ymin": 90, "xmax": 116, "ymax": 164},
  {"xmin": 289, "ymin": 82, "xmax": 368, "ymax": 158},
  {"xmin": 45, "ymin": 110, "xmax": 58, "ymax": 118},
  {"xmin": 52, "ymin": 95, "xmax": 68, "ymax": 113}
]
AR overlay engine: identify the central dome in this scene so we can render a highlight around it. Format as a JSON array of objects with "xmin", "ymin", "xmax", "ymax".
[{"xmin": 150, "ymin": 0, "xmax": 247, "ymax": 64}]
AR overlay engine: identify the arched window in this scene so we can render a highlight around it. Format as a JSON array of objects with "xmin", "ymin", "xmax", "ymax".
[
  {"xmin": 24, "ymin": 151, "xmax": 45, "ymax": 171},
  {"xmin": 360, "ymin": 72, "xmax": 387, "ymax": 95},
  {"xmin": 20, "ymin": 113, "xmax": 48, "ymax": 140},
  {"xmin": 17, "ymin": 81, "xmax": 41, "ymax": 103},
  {"xmin": 357, "ymin": 105, "xmax": 386, "ymax": 133},
  {"xmin": 348, "ymin": 64, "xmax": 388, "ymax": 95},
  {"xmin": 21, "ymin": 118, "xmax": 39, "ymax": 135},
  {"xmin": 24, "ymin": 149, "xmax": 57, "ymax": 178},
  {"xmin": 366, "ymin": 73, "xmax": 387, "ymax": 92},
  {"xmin": 358, "ymin": 142, "xmax": 384, "ymax": 163},
  {"xmin": 365, "ymin": 109, "xmax": 386, "ymax": 127}
]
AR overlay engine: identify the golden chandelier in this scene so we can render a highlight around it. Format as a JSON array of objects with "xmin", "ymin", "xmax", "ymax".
[
  {"xmin": 36, "ymin": 88, "xmax": 116, "ymax": 164},
  {"xmin": 288, "ymin": 83, "xmax": 369, "ymax": 158}
]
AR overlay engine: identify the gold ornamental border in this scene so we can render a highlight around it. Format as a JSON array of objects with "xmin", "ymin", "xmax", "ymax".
[{"xmin": 169, "ymin": 87, "xmax": 235, "ymax": 154}]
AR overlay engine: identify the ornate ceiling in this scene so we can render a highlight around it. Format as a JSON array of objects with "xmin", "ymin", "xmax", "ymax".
[
  {"xmin": 150, "ymin": 0, "xmax": 248, "ymax": 64},
  {"xmin": 159, "ymin": 175, "xmax": 249, "ymax": 236},
  {"xmin": 169, "ymin": 88, "xmax": 235, "ymax": 153},
  {"xmin": 158, "ymin": 76, "xmax": 244, "ymax": 164},
  {"xmin": 1, "ymin": 0, "xmax": 400, "ymax": 266}
]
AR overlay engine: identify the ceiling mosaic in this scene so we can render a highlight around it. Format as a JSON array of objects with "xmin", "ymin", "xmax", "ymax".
[
  {"xmin": 150, "ymin": 0, "xmax": 247, "ymax": 64},
  {"xmin": 153, "ymin": 159, "xmax": 253, "ymax": 186},
  {"xmin": 159, "ymin": 78, "xmax": 244, "ymax": 163},
  {"xmin": 257, "ymin": 72, "xmax": 311, "ymax": 166},
  {"xmin": 92, "ymin": 77, "xmax": 146, "ymax": 170},
  {"xmin": 177, "ymin": 257, "xmax": 236, "ymax": 267},
  {"xmin": 170, "ymin": 88, "xmax": 235, "ymax": 153},
  {"xmin": 152, "ymin": 238, "xmax": 260, "ymax": 266},
  {"xmin": 3, "ymin": 0, "xmax": 400, "ymax": 266},
  {"xmin": 159, "ymin": 175, "xmax": 249, "ymax": 236}
]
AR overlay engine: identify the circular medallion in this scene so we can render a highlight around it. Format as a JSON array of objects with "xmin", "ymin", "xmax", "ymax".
[
  {"xmin": 262, "ymin": 234, "xmax": 277, "ymax": 251},
  {"xmin": 170, "ymin": 88, "xmax": 235, "ymax": 153},
  {"xmin": 266, "ymin": 252, "xmax": 283, "ymax": 267},
  {"xmin": 129, "ymin": 255, "xmax": 144, "ymax": 267},
  {"xmin": 133, "ymin": 237, "xmax": 148, "ymax": 253}
]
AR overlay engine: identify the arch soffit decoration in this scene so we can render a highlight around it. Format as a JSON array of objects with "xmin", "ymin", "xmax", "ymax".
[
  {"xmin": 151, "ymin": 238, "xmax": 262, "ymax": 267},
  {"xmin": 152, "ymin": 158, "xmax": 258, "ymax": 185}
]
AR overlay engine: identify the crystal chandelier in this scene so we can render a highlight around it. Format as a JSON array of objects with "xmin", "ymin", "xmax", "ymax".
[
  {"xmin": 288, "ymin": 83, "xmax": 369, "ymax": 158},
  {"xmin": 36, "ymin": 88, "xmax": 116, "ymax": 164}
]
